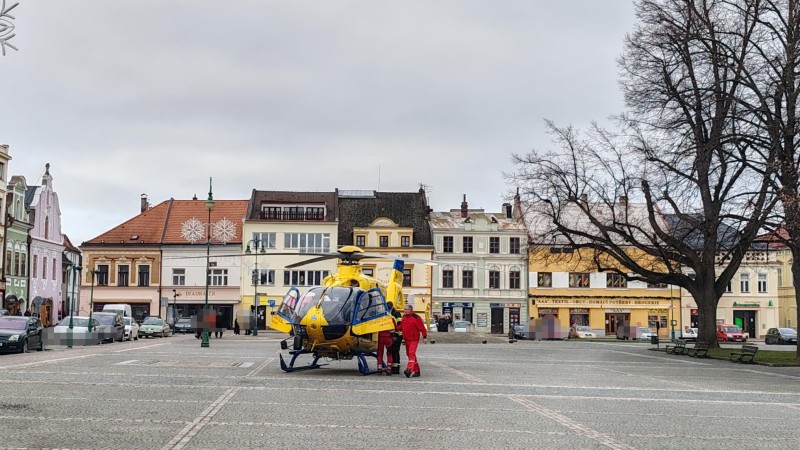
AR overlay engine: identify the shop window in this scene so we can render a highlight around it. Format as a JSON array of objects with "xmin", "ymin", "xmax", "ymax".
[
  {"xmin": 569, "ymin": 272, "xmax": 590, "ymax": 288},
  {"xmin": 606, "ymin": 273, "xmax": 627, "ymax": 288},
  {"xmin": 537, "ymin": 272, "xmax": 552, "ymax": 288},
  {"xmin": 462, "ymin": 269, "xmax": 474, "ymax": 288}
]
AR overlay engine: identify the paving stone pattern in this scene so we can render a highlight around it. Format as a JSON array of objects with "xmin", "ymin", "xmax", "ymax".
[{"xmin": 1, "ymin": 336, "xmax": 799, "ymax": 449}]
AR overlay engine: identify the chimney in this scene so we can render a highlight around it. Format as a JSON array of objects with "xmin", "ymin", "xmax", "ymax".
[
  {"xmin": 460, "ymin": 194, "xmax": 468, "ymax": 218},
  {"xmin": 140, "ymin": 194, "xmax": 149, "ymax": 213},
  {"xmin": 618, "ymin": 195, "xmax": 628, "ymax": 207},
  {"xmin": 502, "ymin": 202, "xmax": 512, "ymax": 219},
  {"xmin": 513, "ymin": 187, "xmax": 522, "ymax": 219}
]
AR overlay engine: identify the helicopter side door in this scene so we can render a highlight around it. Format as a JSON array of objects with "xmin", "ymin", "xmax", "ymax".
[
  {"xmin": 351, "ymin": 288, "xmax": 396, "ymax": 336},
  {"xmin": 269, "ymin": 288, "xmax": 301, "ymax": 333}
]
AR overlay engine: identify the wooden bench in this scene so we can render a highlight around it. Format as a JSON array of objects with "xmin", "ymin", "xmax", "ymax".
[
  {"xmin": 729, "ymin": 344, "xmax": 758, "ymax": 363},
  {"xmin": 687, "ymin": 342, "xmax": 710, "ymax": 358},
  {"xmin": 665, "ymin": 339, "xmax": 688, "ymax": 355}
]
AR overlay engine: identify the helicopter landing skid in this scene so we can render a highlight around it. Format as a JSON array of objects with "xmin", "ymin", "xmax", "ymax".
[
  {"xmin": 279, "ymin": 351, "xmax": 326, "ymax": 373},
  {"xmin": 355, "ymin": 350, "xmax": 383, "ymax": 376}
]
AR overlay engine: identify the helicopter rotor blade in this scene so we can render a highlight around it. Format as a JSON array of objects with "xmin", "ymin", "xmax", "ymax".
[
  {"xmin": 356, "ymin": 253, "xmax": 438, "ymax": 266},
  {"xmin": 285, "ymin": 255, "xmax": 342, "ymax": 268}
]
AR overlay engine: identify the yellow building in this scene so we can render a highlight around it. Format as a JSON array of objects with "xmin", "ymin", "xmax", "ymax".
[{"xmin": 528, "ymin": 247, "xmax": 679, "ymax": 338}]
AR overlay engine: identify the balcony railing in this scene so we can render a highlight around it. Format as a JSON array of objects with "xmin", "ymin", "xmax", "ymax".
[{"xmin": 259, "ymin": 211, "xmax": 325, "ymax": 221}]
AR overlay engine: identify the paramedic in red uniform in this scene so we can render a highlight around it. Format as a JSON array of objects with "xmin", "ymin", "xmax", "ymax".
[
  {"xmin": 400, "ymin": 304, "xmax": 427, "ymax": 377},
  {"xmin": 376, "ymin": 302, "xmax": 398, "ymax": 375}
]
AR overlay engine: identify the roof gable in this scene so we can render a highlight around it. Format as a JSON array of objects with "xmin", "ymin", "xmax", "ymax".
[{"xmin": 338, "ymin": 191, "xmax": 432, "ymax": 246}]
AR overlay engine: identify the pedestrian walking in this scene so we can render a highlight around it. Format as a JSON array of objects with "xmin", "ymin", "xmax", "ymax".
[
  {"xmin": 399, "ymin": 304, "xmax": 427, "ymax": 378},
  {"xmin": 215, "ymin": 311, "xmax": 224, "ymax": 338},
  {"xmin": 234, "ymin": 319, "xmax": 240, "ymax": 335}
]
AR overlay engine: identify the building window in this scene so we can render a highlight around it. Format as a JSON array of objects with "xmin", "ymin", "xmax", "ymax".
[
  {"xmin": 537, "ymin": 272, "xmax": 552, "ymax": 288},
  {"xmin": 379, "ymin": 235, "xmax": 389, "ymax": 248},
  {"xmin": 32, "ymin": 255, "xmax": 37, "ymax": 280},
  {"xmin": 443, "ymin": 236, "xmax": 454, "ymax": 253},
  {"xmin": 489, "ymin": 270, "xmax": 501, "ymax": 289},
  {"xmin": 173, "ymin": 268, "xmax": 186, "ymax": 286},
  {"xmin": 740, "ymin": 273, "xmax": 750, "ymax": 293},
  {"xmin": 305, "ymin": 206, "xmax": 324, "ymax": 220},
  {"xmin": 42, "ymin": 257, "xmax": 47, "ymax": 279},
  {"xmin": 509, "ymin": 270, "xmax": 521, "ymax": 289},
  {"xmin": 778, "ymin": 268, "xmax": 783, "ymax": 287},
  {"xmin": 283, "ymin": 270, "xmax": 330, "ymax": 286},
  {"xmin": 262, "ymin": 206, "xmax": 281, "ymax": 220},
  {"xmin": 401, "ymin": 236, "xmax": 411, "ymax": 247},
  {"xmin": 356, "ymin": 235, "xmax": 366, "ymax": 247},
  {"xmin": 52, "ymin": 258, "xmax": 57, "ymax": 280},
  {"xmin": 403, "ymin": 269, "xmax": 412, "ymax": 287},
  {"xmin": 462, "ymin": 269, "xmax": 474, "ymax": 288},
  {"xmin": 510, "ymin": 237, "xmax": 521, "ymax": 254},
  {"xmin": 442, "ymin": 269, "xmax": 454, "ymax": 288},
  {"xmin": 462, "ymin": 236, "xmax": 473, "ymax": 253},
  {"xmin": 97, "ymin": 264, "xmax": 109, "ymax": 286},
  {"xmin": 118, "ymin": 265, "xmax": 129, "ymax": 287},
  {"xmin": 209, "ymin": 269, "xmax": 228, "ymax": 286},
  {"xmin": 252, "ymin": 232, "xmax": 277, "ymax": 249},
  {"xmin": 285, "ymin": 206, "xmax": 303, "ymax": 220},
  {"xmin": 569, "ymin": 272, "xmax": 590, "ymax": 288},
  {"xmin": 5, "ymin": 250, "xmax": 11, "ymax": 276},
  {"xmin": 19, "ymin": 253, "xmax": 26, "ymax": 277},
  {"xmin": 138, "ymin": 265, "xmax": 150, "ymax": 287},
  {"xmin": 252, "ymin": 269, "xmax": 276, "ymax": 286},
  {"xmin": 489, "ymin": 237, "xmax": 500, "ymax": 254},
  {"xmin": 44, "ymin": 217, "xmax": 49, "ymax": 240},
  {"xmin": 647, "ymin": 281, "xmax": 668, "ymax": 289},
  {"xmin": 758, "ymin": 273, "xmax": 767, "ymax": 293},
  {"xmin": 362, "ymin": 268, "xmax": 374, "ymax": 277},
  {"xmin": 725, "ymin": 280, "xmax": 732, "ymax": 293},
  {"xmin": 284, "ymin": 233, "xmax": 330, "ymax": 253},
  {"xmin": 606, "ymin": 273, "xmax": 627, "ymax": 288}
]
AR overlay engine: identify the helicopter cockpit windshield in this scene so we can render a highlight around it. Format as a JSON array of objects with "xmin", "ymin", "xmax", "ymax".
[{"xmin": 295, "ymin": 286, "xmax": 357, "ymax": 326}]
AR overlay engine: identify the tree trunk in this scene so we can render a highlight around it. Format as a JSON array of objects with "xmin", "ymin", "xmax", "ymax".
[
  {"xmin": 791, "ymin": 249, "xmax": 800, "ymax": 363},
  {"xmin": 695, "ymin": 282, "xmax": 720, "ymax": 348}
]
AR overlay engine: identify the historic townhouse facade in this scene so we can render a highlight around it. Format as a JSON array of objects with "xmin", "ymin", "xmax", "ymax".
[
  {"xmin": 241, "ymin": 190, "xmax": 339, "ymax": 329},
  {"xmin": 0, "ymin": 144, "xmax": 10, "ymax": 302},
  {"xmin": 81, "ymin": 196, "xmax": 247, "ymax": 325},
  {"xmin": 4, "ymin": 176, "xmax": 33, "ymax": 315},
  {"xmin": 430, "ymin": 195, "xmax": 528, "ymax": 335},
  {"xmin": 26, "ymin": 164, "xmax": 66, "ymax": 326},
  {"xmin": 61, "ymin": 235, "xmax": 82, "ymax": 319},
  {"xmin": 337, "ymin": 189, "xmax": 434, "ymax": 312}
]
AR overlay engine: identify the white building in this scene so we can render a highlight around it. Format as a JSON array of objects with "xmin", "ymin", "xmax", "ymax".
[{"xmin": 430, "ymin": 195, "xmax": 528, "ymax": 334}]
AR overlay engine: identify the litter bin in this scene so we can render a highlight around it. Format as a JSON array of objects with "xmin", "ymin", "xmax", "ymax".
[{"xmin": 650, "ymin": 335, "xmax": 659, "ymax": 345}]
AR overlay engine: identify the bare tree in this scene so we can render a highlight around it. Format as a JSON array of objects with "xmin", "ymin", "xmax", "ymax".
[{"xmin": 510, "ymin": 0, "xmax": 776, "ymax": 347}]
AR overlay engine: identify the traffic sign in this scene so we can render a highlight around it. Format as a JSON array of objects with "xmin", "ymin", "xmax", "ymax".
[{"xmin": 268, "ymin": 299, "xmax": 275, "ymax": 308}]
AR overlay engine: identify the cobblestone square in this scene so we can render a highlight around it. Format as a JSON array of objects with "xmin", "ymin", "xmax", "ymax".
[{"xmin": 1, "ymin": 335, "xmax": 799, "ymax": 449}]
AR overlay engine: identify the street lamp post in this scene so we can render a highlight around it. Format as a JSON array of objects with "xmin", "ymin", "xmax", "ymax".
[
  {"xmin": 245, "ymin": 237, "xmax": 266, "ymax": 336},
  {"xmin": 67, "ymin": 264, "xmax": 82, "ymax": 348},
  {"xmin": 88, "ymin": 269, "xmax": 99, "ymax": 333},
  {"xmin": 201, "ymin": 177, "xmax": 215, "ymax": 348}
]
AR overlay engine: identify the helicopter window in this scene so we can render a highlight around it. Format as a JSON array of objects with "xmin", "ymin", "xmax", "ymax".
[
  {"xmin": 295, "ymin": 287, "xmax": 323, "ymax": 319},
  {"xmin": 355, "ymin": 289, "xmax": 388, "ymax": 322},
  {"xmin": 317, "ymin": 287, "xmax": 359, "ymax": 325},
  {"xmin": 277, "ymin": 288, "xmax": 300, "ymax": 319}
]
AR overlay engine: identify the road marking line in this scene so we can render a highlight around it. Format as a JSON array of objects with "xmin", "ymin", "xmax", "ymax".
[
  {"xmin": 605, "ymin": 349, "xmax": 709, "ymax": 365},
  {"xmin": 0, "ymin": 353, "xmax": 100, "ymax": 369},
  {"xmin": 161, "ymin": 387, "xmax": 240, "ymax": 450},
  {"xmin": 507, "ymin": 396, "xmax": 637, "ymax": 450},
  {"xmin": 245, "ymin": 357, "xmax": 274, "ymax": 378},
  {"xmin": 114, "ymin": 342, "xmax": 172, "ymax": 352},
  {"xmin": 429, "ymin": 361, "xmax": 486, "ymax": 383},
  {"xmin": 115, "ymin": 360, "xmax": 138, "ymax": 365}
]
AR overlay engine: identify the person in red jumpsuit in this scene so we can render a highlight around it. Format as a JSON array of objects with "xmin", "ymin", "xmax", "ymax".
[
  {"xmin": 376, "ymin": 302, "xmax": 398, "ymax": 375},
  {"xmin": 399, "ymin": 304, "xmax": 427, "ymax": 377}
]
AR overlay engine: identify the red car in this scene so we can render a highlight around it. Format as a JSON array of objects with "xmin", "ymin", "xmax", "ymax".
[{"xmin": 716, "ymin": 324, "xmax": 747, "ymax": 342}]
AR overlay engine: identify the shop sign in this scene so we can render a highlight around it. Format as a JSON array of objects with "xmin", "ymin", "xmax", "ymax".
[
  {"xmin": 490, "ymin": 303, "xmax": 522, "ymax": 308},
  {"xmin": 605, "ymin": 308, "xmax": 631, "ymax": 313},
  {"xmin": 570, "ymin": 308, "xmax": 589, "ymax": 314},
  {"xmin": 442, "ymin": 302, "xmax": 474, "ymax": 308},
  {"xmin": 732, "ymin": 302, "xmax": 760, "ymax": 308},
  {"xmin": 648, "ymin": 308, "xmax": 669, "ymax": 314},
  {"xmin": 477, "ymin": 313, "xmax": 488, "ymax": 327},
  {"xmin": 538, "ymin": 308, "xmax": 558, "ymax": 314},
  {"xmin": 537, "ymin": 298, "xmax": 667, "ymax": 306}
]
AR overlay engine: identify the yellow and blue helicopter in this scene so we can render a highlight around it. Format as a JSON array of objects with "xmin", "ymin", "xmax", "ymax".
[{"xmin": 269, "ymin": 246, "xmax": 425, "ymax": 375}]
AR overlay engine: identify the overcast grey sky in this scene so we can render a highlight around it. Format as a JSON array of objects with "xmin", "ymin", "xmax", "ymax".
[{"xmin": 0, "ymin": 1, "xmax": 635, "ymax": 245}]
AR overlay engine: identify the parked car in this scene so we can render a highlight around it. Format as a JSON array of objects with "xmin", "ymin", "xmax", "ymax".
[
  {"xmin": 681, "ymin": 327, "xmax": 698, "ymax": 341},
  {"xmin": 53, "ymin": 316, "xmax": 101, "ymax": 346},
  {"xmin": 173, "ymin": 317, "xmax": 194, "ymax": 334},
  {"xmin": 716, "ymin": 324, "xmax": 747, "ymax": 342},
  {"xmin": 573, "ymin": 326, "xmax": 596, "ymax": 339},
  {"xmin": 140, "ymin": 317, "xmax": 171, "ymax": 338},
  {"xmin": 638, "ymin": 328, "xmax": 657, "ymax": 340},
  {"xmin": 93, "ymin": 312, "xmax": 125, "ymax": 343},
  {"xmin": 103, "ymin": 304, "xmax": 133, "ymax": 320},
  {"xmin": 0, "ymin": 316, "xmax": 44, "ymax": 353},
  {"xmin": 510, "ymin": 324, "xmax": 533, "ymax": 340},
  {"xmin": 765, "ymin": 327, "xmax": 798, "ymax": 345},
  {"xmin": 453, "ymin": 320, "xmax": 471, "ymax": 332},
  {"xmin": 124, "ymin": 317, "xmax": 139, "ymax": 341}
]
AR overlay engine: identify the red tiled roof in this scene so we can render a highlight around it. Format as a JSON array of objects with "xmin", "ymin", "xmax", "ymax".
[{"xmin": 81, "ymin": 199, "xmax": 248, "ymax": 247}]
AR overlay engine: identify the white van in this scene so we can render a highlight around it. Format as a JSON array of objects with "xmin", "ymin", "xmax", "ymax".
[{"xmin": 102, "ymin": 304, "xmax": 132, "ymax": 319}]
